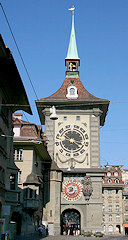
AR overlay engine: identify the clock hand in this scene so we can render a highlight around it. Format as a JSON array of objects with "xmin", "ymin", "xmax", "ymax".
[
  {"xmin": 64, "ymin": 134, "xmax": 71, "ymax": 140},
  {"xmin": 73, "ymin": 140, "xmax": 82, "ymax": 146},
  {"xmin": 58, "ymin": 134, "xmax": 71, "ymax": 142},
  {"xmin": 75, "ymin": 140, "xmax": 87, "ymax": 146}
]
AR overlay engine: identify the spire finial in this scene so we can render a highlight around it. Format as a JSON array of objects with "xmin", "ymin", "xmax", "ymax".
[
  {"xmin": 66, "ymin": 6, "xmax": 79, "ymax": 60},
  {"xmin": 65, "ymin": 6, "xmax": 80, "ymax": 77}
]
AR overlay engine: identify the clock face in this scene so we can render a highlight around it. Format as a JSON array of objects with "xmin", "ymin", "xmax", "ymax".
[
  {"xmin": 63, "ymin": 181, "xmax": 82, "ymax": 201},
  {"xmin": 55, "ymin": 124, "xmax": 89, "ymax": 157}
]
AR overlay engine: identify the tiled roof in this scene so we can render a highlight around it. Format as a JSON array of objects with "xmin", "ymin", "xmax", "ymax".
[{"xmin": 38, "ymin": 77, "xmax": 108, "ymax": 102}]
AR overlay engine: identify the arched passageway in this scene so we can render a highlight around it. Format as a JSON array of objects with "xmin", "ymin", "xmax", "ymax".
[
  {"xmin": 11, "ymin": 212, "xmax": 22, "ymax": 235},
  {"xmin": 61, "ymin": 209, "xmax": 81, "ymax": 235}
]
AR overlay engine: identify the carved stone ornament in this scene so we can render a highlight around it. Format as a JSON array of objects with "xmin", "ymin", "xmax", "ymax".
[{"xmin": 83, "ymin": 176, "xmax": 93, "ymax": 201}]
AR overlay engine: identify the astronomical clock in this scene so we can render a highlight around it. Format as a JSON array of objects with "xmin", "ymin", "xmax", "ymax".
[{"xmin": 63, "ymin": 180, "xmax": 83, "ymax": 201}]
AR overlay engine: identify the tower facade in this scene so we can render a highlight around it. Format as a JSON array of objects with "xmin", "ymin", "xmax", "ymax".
[{"xmin": 36, "ymin": 9, "xmax": 109, "ymax": 235}]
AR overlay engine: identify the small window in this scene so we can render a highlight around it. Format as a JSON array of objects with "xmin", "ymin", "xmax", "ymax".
[
  {"xmin": 70, "ymin": 88, "xmax": 75, "ymax": 95},
  {"xmin": 109, "ymin": 215, "xmax": 112, "ymax": 222},
  {"xmin": 102, "ymin": 205, "xmax": 105, "ymax": 212},
  {"xmin": 103, "ymin": 215, "xmax": 105, "ymax": 222},
  {"xmin": 115, "ymin": 178, "xmax": 119, "ymax": 183},
  {"xmin": 63, "ymin": 116, "xmax": 67, "ymax": 121},
  {"xmin": 108, "ymin": 205, "xmax": 112, "ymax": 212},
  {"xmin": 108, "ymin": 225, "xmax": 113, "ymax": 232},
  {"xmin": 108, "ymin": 190, "xmax": 112, "ymax": 194},
  {"xmin": 116, "ymin": 205, "xmax": 120, "ymax": 212},
  {"xmin": 108, "ymin": 178, "xmax": 112, "ymax": 183},
  {"xmin": 76, "ymin": 116, "xmax": 80, "ymax": 121},
  {"xmin": 34, "ymin": 190, "xmax": 36, "ymax": 199},
  {"xmin": 10, "ymin": 174, "xmax": 16, "ymax": 190},
  {"xmin": 29, "ymin": 189, "xmax": 33, "ymax": 199},
  {"xmin": 14, "ymin": 149, "xmax": 23, "ymax": 161},
  {"xmin": 23, "ymin": 188, "xmax": 28, "ymax": 199},
  {"xmin": 18, "ymin": 171, "xmax": 22, "ymax": 184},
  {"xmin": 50, "ymin": 210, "xmax": 52, "ymax": 217},
  {"xmin": 116, "ymin": 215, "xmax": 120, "ymax": 222}
]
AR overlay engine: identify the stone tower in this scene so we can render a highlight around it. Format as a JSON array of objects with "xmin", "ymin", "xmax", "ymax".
[{"xmin": 36, "ymin": 8, "xmax": 109, "ymax": 235}]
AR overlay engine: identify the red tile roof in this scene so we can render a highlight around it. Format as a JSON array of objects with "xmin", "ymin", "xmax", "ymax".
[{"xmin": 39, "ymin": 77, "xmax": 108, "ymax": 101}]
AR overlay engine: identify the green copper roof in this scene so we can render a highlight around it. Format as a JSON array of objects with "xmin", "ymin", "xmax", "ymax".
[{"xmin": 66, "ymin": 11, "xmax": 80, "ymax": 60}]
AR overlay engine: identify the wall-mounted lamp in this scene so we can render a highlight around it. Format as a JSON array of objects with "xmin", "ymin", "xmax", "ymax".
[{"xmin": 50, "ymin": 106, "xmax": 58, "ymax": 120}]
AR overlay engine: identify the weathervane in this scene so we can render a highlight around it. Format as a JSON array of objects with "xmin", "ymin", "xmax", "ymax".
[{"xmin": 68, "ymin": 6, "xmax": 75, "ymax": 15}]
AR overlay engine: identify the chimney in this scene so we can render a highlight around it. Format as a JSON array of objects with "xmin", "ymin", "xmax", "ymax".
[{"xmin": 14, "ymin": 112, "xmax": 22, "ymax": 120}]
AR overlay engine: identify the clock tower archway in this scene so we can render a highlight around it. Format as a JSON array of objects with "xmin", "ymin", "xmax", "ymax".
[{"xmin": 61, "ymin": 208, "xmax": 81, "ymax": 235}]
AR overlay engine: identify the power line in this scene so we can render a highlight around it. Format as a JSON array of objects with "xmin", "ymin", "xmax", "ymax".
[
  {"xmin": 0, "ymin": 3, "xmax": 38, "ymax": 100},
  {"xmin": 0, "ymin": 100, "xmax": 127, "ymax": 108}
]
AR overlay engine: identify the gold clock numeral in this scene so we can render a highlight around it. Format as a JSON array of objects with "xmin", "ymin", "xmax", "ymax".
[{"xmin": 60, "ymin": 136, "xmax": 65, "ymax": 141}]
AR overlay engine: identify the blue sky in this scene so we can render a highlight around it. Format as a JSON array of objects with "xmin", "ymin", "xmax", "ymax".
[{"xmin": 1, "ymin": 0, "xmax": 128, "ymax": 168}]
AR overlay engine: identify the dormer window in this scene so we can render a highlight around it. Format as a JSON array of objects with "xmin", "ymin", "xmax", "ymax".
[
  {"xmin": 66, "ymin": 86, "xmax": 78, "ymax": 99},
  {"xmin": 70, "ymin": 88, "xmax": 75, "ymax": 95}
]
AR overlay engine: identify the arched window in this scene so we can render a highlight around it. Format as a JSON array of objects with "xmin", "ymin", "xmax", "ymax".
[
  {"xmin": 115, "ymin": 178, "xmax": 119, "ymax": 183},
  {"xmin": 116, "ymin": 215, "xmax": 120, "ymax": 222},
  {"xmin": 108, "ymin": 205, "xmax": 112, "ymax": 212},
  {"xmin": 108, "ymin": 225, "xmax": 113, "ymax": 232},
  {"xmin": 116, "ymin": 205, "xmax": 120, "ymax": 212},
  {"xmin": 70, "ymin": 88, "xmax": 75, "ymax": 95}
]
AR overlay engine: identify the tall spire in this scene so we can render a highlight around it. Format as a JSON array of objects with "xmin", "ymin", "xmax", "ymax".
[
  {"xmin": 66, "ymin": 6, "xmax": 79, "ymax": 60},
  {"xmin": 65, "ymin": 7, "xmax": 80, "ymax": 77}
]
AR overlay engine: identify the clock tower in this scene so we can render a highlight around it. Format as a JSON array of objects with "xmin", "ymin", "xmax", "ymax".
[{"xmin": 36, "ymin": 8, "xmax": 109, "ymax": 236}]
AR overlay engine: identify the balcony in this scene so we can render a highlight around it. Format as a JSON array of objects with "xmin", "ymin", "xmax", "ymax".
[{"xmin": 23, "ymin": 199, "xmax": 39, "ymax": 210}]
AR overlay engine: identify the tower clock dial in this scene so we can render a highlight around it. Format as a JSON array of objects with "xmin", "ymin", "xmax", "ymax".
[{"xmin": 55, "ymin": 124, "xmax": 89, "ymax": 157}]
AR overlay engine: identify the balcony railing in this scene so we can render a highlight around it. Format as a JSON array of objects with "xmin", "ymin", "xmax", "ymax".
[{"xmin": 23, "ymin": 199, "xmax": 39, "ymax": 210}]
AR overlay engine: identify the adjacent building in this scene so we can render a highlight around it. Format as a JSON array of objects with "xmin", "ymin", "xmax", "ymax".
[
  {"xmin": 0, "ymin": 35, "xmax": 32, "ymax": 237},
  {"xmin": 122, "ymin": 169, "xmax": 128, "ymax": 234},
  {"xmin": 13, "ymin": 113, "xmax": 52, "ymax": 234},
  {"xmin": 102, "ymin": 165, "xmax": 124, "ymax": 234}
]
